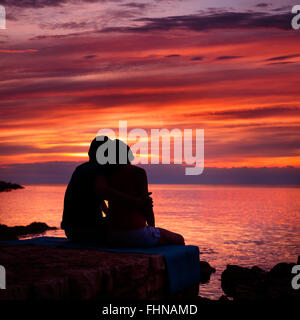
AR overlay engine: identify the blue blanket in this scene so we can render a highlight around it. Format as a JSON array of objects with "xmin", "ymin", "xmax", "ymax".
[{"xmin": 1, "ymin": 236, "xmax": 200, "ymax": 294}]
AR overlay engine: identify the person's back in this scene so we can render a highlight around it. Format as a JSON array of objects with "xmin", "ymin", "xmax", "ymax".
[{"xmin": 61, "ymin": 161, "xmax": 106, "ymax": 241}]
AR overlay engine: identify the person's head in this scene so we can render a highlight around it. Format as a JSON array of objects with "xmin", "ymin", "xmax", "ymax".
[
  {"xmin": 88, "ymin": 135, "xmax": 110, "ymax": 162},
  {"xmin": 114, "ymin": 139, "xmax": 134, "ymax": 165},
  {"xmin": 88, "ymin": 136, "xmax": 134, "ymax": 165}
]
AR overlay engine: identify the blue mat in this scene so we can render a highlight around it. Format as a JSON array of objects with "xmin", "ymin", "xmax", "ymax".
[{"xmin": 1, "ymin": 236, "xmax": 200, "ymax": 294}]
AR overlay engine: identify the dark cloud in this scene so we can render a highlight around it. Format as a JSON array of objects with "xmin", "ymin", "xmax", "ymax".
[
  {"xmin": 228, "ymin": 139, "xmax": 300, "ymax": 156},
  {"xmin": 0, "ymin": 161, "xmax": 81, "ymax": 184},
  {"xmin": 1, "ymin": 162, "xmax": 299, "ymax": 185},
  {"xmin": 181, "ymin": 166, "xmax": 300, "ymax": 185},
  {"xmin": 83, "ymin": 54, "xmax": 97, "ymax": 59},
  {"xmin": 188, "ymin": 106, "xmax": 300, "ymax": 120},
  {"xmin": 41, "ymin": 21, "xmax": 98, "ymax": 30},
  {"xmin": 121, "ymin": 2, "xmax": 149, "ymax": 10},
  {"xmin": 102, "ymin": 11, "xmax": 292, "ymax": 33},
  {"xmin": 233, "ymin": 124, "xmax": 300, "ymax": 135},
  {"xmin": 191, "ymin": 56, "xmax": 204, "ymax": 61},
  {"xmin": 0, "ymin": 0, "xmax": 63, "ymax": 8},
  {"xmin": 30, "ymin": 32, "xmax": 82, "ymax": 40},
  {"xmin": 0, "ymin": 0, "xmax": 117, "ymax": 8},
  {"xmin": 0, "ymin": 144, "xmax": 39, "ymax": 156},
  {"xmin": 215, "ymin": 55, "xmax": 243, "ymax": 60},
  {"xmin": 165, "ymin": 54, "xmax": 181, "ymax": 58},
  {"xmin": 256, "ymin": 3, "xmax": 269, "ymax": 8},
  {"xmin": 267, "ymin": 61, "xmax": 296, "ymax": 66},
  {"xmin": 264, "ymin": 54, "xmax": 300, "ymax": 61}
]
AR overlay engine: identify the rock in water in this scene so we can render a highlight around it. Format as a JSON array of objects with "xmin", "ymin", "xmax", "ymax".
[
  {"xmin": 221, "ymin": 260, "xmax": 300, "ymax": 301},
  {"xmin": 200, "ymin": 261, "xmax": 216, "ymax": 284},
  {"xmin": 0, "ymin": 222, "xmax": 57, "ymax": 241},
  {"xmin": 0, "ymin": 181, "xmax": 23, "ymax": 192},
  {"xmin": 221, "ymin": 265, "xmax": 266, "ymax": 300}
]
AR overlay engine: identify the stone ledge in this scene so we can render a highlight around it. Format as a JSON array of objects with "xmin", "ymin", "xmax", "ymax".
[{"xmin": 0, "ymin": 244, "xmax": 197, "ymax": 300}]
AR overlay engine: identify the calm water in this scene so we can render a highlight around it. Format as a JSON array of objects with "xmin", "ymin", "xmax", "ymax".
[{"xmin": 0, "ymin": 184, "xmax": 299, "ymax": 299}]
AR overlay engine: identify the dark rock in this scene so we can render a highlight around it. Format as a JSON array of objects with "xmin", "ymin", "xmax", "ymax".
[
  {"xmin": 200, "ymin": 261, "xmax": 216, "ymax": 284},
  {"xmin": 221, "ymin": 265, "xmax": 267, "ymax": 300},
  {"xmin": 269, "ymin": 262, "xmax": 296, "ymax": 278},
  {"xmin": 0, "ymin": 181, "xmax": 23, "ymax": 192},
  {"xmin": 0, "ymin": 225, "xmax": 18, "ymax": 241},
  {"xmin": 11, "ymin": 222, "xmax": 57, "ymax": 236},
  {"xmin": 221, "ymin": 260, "xmax": 300, "ymax": 301},
  {"xmin": 0, "ymin": 222, "xmax": 57, "ymax": 241},
  {"xmin": 267, "ymin": 262, "xmax": 297, "ymax": 300},
  {"xmin": 251, "ymin": 265, "xmax": 266, "ymax": 274},
  {"xmin": 218, "ymin": 295, "xmax": 229, "ymax": 301}
]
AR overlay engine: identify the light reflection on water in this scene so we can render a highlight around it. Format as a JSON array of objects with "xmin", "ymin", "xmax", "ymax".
[{"xmin": 0, "ymin": 184, "xmax": 299, "ymax": 299}]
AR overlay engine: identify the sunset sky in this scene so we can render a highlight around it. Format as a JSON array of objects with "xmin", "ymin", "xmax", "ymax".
[{"xmin": 0, "ymin": 0, "xmax": 300, "ymax": 183}]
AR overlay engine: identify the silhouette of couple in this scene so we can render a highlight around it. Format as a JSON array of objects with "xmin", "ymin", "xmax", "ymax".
[{"xmin": 61, "ymin": 136, "xmax": 185, "ymax": 247}]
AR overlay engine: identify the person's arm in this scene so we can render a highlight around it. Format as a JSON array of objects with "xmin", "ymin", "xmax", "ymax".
[
  {"xmin": 135, "ymin": 168, "xmax": 155, "ymax": 227},
  {"xmin": 94, "ymin": 175, "xmax": 152, "ymax": 210},
  {"xmin": 100, "ymin": 200, "xmax": 109, "ymax": 214}
]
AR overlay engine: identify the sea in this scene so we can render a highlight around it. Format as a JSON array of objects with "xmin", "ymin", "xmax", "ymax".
[{"xmin": 0, "ymin": 184, "xmax": 299, "ymax": 299}]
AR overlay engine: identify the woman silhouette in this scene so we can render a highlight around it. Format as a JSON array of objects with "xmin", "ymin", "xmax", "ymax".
[{"xmin": 100, "ymin": 139, "xmax": 185, "ymax": 247}]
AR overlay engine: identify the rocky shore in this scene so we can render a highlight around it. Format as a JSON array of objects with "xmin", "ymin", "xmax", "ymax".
[
  {"xmin": 2, "ymin": 245, "xmax": 297, "ymax": 301},
  {"xmin": 198, "ymin": 256, "xmax": 300, "ymax": 302},
  {"xmin": 0, "ymin": 181, "xmax": 23, "ymax": 192},
  {"xmin": 221, "ymin": 256, "xmax": 300, "ymax": 301},
  {"xmin": 0, "ymin": 223, "xmax": 298, "ymax": 301}
]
